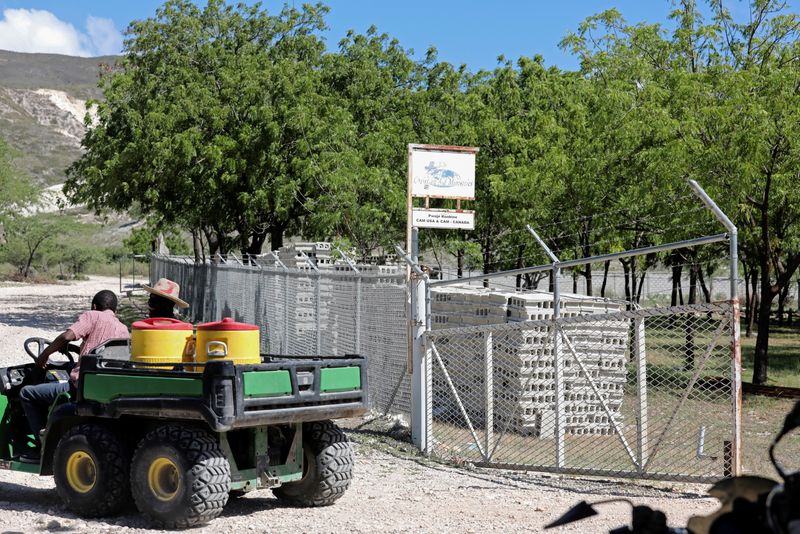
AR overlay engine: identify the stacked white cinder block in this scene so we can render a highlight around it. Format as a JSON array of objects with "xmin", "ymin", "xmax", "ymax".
[
  {"xmin": 274, "ymin": 242, "xmax": 402, "ymax": 354},
  {"xmin": 430, "ymin": 287, "xmax": 510, "ymax": 426},
  {"xmin": 431, "ymin": 286, "xmax": 629, "ymax": 438}
]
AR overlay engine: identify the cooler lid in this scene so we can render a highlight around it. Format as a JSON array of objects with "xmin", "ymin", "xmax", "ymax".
[
  {"xmin": 196, "ymin": 317, "xmax": 258, "ymax": 331},
  {"xmin": 132, "ymin": 317, "xmax": 193, "ymax": 330}
]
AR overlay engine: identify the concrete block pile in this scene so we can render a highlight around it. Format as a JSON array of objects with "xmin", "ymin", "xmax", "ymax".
[{"xmin": 431, "ymin": 286, "xmax": 630, "ymax": 438}]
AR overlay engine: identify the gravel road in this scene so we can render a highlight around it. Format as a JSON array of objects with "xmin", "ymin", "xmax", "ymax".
[{"xmin": 0, "ymin": 277, "xmax": 719, "ymax": 533}]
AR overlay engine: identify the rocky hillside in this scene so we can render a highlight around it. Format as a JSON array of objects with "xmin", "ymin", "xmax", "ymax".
[
  {"xmin": 0, "ymin": 49, "xmax": 114, "ymax": 187},
  {"xmin": 0, "ymin": 50, "xmax": 145, "ymax": 246}
]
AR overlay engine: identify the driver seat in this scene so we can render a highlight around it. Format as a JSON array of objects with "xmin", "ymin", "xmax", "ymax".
[{"xmin": 87, "ymin": 338, "xmax": 131, "ymax": 361}]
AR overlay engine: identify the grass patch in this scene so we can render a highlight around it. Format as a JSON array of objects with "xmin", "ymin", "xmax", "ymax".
[{"xmin": 741, "ymin": 324, "xmax": 800, "ymax": 388}]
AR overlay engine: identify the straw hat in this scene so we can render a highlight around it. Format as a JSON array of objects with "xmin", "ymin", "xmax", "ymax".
[{"xmin": 143, "ymin": 278, "xmax": 190, "ymax": 309}]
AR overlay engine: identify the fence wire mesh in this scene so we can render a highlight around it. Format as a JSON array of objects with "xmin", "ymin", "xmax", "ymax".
[
  {"xmin": 427, "ymin": 296, "xmax": 736, "ymax": 482},
  {"xmin": 150, "ymin": 255, "xmax": 411, "ymax": 418}
]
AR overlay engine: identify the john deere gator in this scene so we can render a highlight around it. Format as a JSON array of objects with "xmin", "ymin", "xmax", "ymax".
[{"xmin": 0, "ymin": 337, "xmax": 368, "ymax": 528}]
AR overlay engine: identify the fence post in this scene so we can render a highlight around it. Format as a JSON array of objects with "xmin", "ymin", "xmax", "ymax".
[
  {"xmin": 526, "ymin": 225, "xmax": 565, "ymax": 467},
  {"xmin": 337, "ymin": 246, "xmax": 362, "ymax": 355},
  {"xmin": 315, "ymin": 272, "xmax": 321, "ymax": 355},
  {"xmin": 411, "ymin": 229, "xmax": 428, "ymax": 452},
  {"xmin": 395, "ymin": 232, "xmax": 430, "ymax": 452},
  {"xmin": 688, "ymin": 179, "xmax": 741, "ymax": 476},
  {"xmin": 299, "ymin": 251, "xmax": 322, "ymax": 355},
  {"xmin": 634, "ymin": 315, "xmax": 648, "ymax": 471},
  {"xmin": 485, "ymin": 330, "xmax": 493, "ymax": 460},
  {"xmin": 269, "ymin": 252, "xmax": 290, "ymax": 355},
  {"xmin": 552, "ymin": 265, "xmax": 565, "ymax": 467},
  {"xmin": 355, "ymin": 275, "xmax": 362, "ymax": 354},
  {"xmin": 730, "ymin": 299, "xmax": 743, "ymax": 475}
]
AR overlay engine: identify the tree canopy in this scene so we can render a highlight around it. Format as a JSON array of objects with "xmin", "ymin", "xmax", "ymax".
[{"xmin": 65, "ymin": 0, "xmax": 800, "ymax": 384}]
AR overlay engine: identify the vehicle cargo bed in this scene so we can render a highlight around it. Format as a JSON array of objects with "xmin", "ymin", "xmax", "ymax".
[{"xmin": 75, "ymin": 354, "xmax": 369, "ymax": 431}]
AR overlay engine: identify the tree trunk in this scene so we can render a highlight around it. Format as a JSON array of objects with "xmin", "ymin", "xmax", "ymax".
[
  {"xmin": 743, "ymin": 264, "xmax": 752, "ymax": 331},
  {"xmin": 530, "ymin": 272, "xmax": 544, "ymax": 290},
  {"xmin": 777, "ymin": 283, "xmax": 789, "ymax": 326},
  {"xmin": 457, "ymin": 248, "xmax": 464, "ymax": 278},
  {"xmin": 585, "ymin": 263, "xmax": 593, "ymax": 296},
  {"xmin": 753, "ymin": 278, "xmax": 775, "ymax": 385},
  {"xmin": 600, "ymin": 260, "xmax": 610, "ymax": 297},
  {"xmin": 747, "ymin": 266, "xmax": 759, "ymax": 337},
  {"xmin": 635, "ymin": 272, "xmax": 647, "ymax": 303},
  {"xmin": 269, "ymin": 226, "xmax": 284, "ymax": 251},
  {"xmin": 753, "ymin": 171, "xmax": 773, "ymax": 385},
  {"xmin": 515, "ymin": 245, "xmax": 524, "ymax": 290},
  {"xmin": 698, "ymin": 266, "xmax": 711, "ymax": 303},
  {"xmin": 203, "ymin": 227, "xmax": 220, "ymax": 258},
  {"xmin": 246, "ymin": 229, "xmax": 269, "ymax": 259},
  {"xmin": 671, "ymin": 264, "xmax": 682, "ymax": 307},
  {"xmin": 683, "ymin": 263, "xmax": 699, "ymax": 371},
  {"xmin": 482, "ymin": 234, "xmax": 492, "ymax": 288},
  {"xmin": 23, "ymin": 237, "xmax": 46, "ymax": 278},
  {"xmin": 572, "ymin": 270, "xmax": 578, "ymax": 294},
  {"xmin": 621, "ymin": 259, "xmax": 631, "ymax": 303},
  {"xmin": 192, "ymin": 229, "xmax": 202, "ymax": 263},
  {"xmin": 753, "ymin": 254, "xmax": 777, "ymax": 385}
]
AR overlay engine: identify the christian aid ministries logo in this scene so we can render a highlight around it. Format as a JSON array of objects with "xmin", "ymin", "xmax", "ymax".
[{"xmin": 416, "ymin": 161, "xmax": 472, "ymax": 190}]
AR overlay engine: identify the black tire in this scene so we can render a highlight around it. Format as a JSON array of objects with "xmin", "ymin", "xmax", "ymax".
[
  {"xmin": 53, "ymin": 424, "xmax": 131, "ymax": 517},
  {"xmin": 130, "ymin": 425, "xmax": 230, "ymax": 529},
  {"xmin": 272, "ymin": 420, "xmax": 353, "ymax": 506}
]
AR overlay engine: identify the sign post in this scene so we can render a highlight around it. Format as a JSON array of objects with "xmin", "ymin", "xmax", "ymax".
[
  {"xmin": 406, "ymin": 144, "xmax": 478, "ymax": 452},
  {"xmin": 407, "ymin": 144, "xmax": 479, "ymax": 251}
]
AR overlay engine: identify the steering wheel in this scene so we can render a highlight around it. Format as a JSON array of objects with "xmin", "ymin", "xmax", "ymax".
[{"xmin": 24, "ymin": 337, "xmax": 78, "ymax": 366}]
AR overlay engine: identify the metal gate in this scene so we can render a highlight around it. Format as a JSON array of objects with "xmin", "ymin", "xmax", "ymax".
[{"xmin": 426, "ymin": 302, "xmax": 737, "ymax": 482}]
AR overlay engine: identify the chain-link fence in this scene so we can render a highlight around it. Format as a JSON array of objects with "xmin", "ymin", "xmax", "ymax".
[
  {"xmin": 427, "ymin": 299, "xmax": 736, "ymax": 482},
  {"xmin": 150, "ymin": 255, "xmax": 411, "ymax": 417}
]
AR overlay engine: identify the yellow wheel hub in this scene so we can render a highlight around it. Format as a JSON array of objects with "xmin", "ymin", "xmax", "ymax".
[
  {"xmin": 66, "ymin": 451, "xmax": 96, "ymax": 494},
  {"xmin": 148, "ymin": 457, "xmax": 180, "ymax": 501}
]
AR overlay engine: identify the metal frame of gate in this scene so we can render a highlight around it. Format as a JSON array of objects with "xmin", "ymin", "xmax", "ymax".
[
  {"xmin": 425, "ymin": 302, "xmax": 736, "ymax": 482},
  {"xmin": 396, "ymin": 179, "xmax": 742, "ymax": 482}
]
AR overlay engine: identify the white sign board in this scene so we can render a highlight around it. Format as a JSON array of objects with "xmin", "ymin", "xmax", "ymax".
[
  {"xmin": 412, "ymin": 209, "xmax": 475, "ymax": 230},
  {"xmin": 410, "ymin": 149, "xmax": 475, "ymax": 199}
]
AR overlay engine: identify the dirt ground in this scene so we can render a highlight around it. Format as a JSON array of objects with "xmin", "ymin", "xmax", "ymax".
[{"xmin": 0, "ymin": 277, "xmax": 719, "ymax": 533}]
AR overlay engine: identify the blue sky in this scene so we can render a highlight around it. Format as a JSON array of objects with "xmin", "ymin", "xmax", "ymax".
[{"xmin": 0, "ymin": 1, "xmax": 778, "ymax": 70}]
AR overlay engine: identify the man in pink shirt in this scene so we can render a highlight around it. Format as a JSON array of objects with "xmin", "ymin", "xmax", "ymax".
[{"xmin": 19, "ymin": 290, "xmax": 129, "ymax": 462}]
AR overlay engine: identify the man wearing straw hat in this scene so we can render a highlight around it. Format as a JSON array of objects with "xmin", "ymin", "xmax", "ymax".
[{"xmin": 143, "ymin": 278, "xmax": 190, "ymax": 319}]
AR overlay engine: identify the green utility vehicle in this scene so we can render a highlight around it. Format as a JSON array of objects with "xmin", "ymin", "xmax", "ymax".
[{"xmin": 0, "ymin": 337, "xmax": 368, "ymax": 528}]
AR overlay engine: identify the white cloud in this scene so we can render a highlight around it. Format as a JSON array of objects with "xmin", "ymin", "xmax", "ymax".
[
  {"xmin": 86, "ymin": 15, "xmax": 123, "ymax": 56},
  {"xmin": 0, "ymin": 8, "xmax": 122, "ymax": 57}
]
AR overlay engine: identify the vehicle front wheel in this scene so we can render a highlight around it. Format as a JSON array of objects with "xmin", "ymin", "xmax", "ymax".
[
  {"xmin": 272, "ymin": 420, "xmax": 353, "ymax": 506},
  {"xmin": 130, "ymin": 425, "xmax": 230, "ymax": 528},
  {"xmin": 53, "ymin": 424, "xmax": 131, "ymax": 517}
]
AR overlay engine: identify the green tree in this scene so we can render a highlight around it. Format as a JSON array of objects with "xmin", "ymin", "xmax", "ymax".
[
  {"xmin": 306, "ymin": 28, "xmax": 423, "ymax": 259},
  {"xmin": 0, "ymin": 214, "xmax": 68, "ymax": 278},
  {"xmin": 66, "ymin": 0, "xmax": 338, "ymax": 257},
  {"xmin": 563, "ymin": 0, "xmax": 800, "ymax": 384},
  {"xmin": 123, "ymin": 226, "xmax": 191, "ymax": 256},
  {"xmin": 0, "ymin": 137, "xmax": 37, "ymax": 219}
]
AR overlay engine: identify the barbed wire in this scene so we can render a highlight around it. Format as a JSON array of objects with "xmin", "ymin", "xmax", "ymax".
[
  {"xmin": 540, "ymin": 220, "xmax": 723, "ymax": 258},
  {"xmin": 533, "ymin": 205, "xmax": 715, "ymax": 246},
  {"xmin": 473, "ymin": 220, "xmax": 724, "ymax": 272},
  {"xmin": 529, "ymin": 192, "xmax": 700, "ymax": 231},
  {"xmin": 436, "ymin": 253, "xmax": 728, "ymax": 275}
]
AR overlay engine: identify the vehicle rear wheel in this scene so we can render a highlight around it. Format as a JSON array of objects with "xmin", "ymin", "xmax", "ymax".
[
  {"xmin": 130, "ymin": 425, "xmax": 230, "ymax": 528},
  {"xmin": 272, "ymin": 420, "xmax": 353, "ymax": 506},
  {"xmin": 53, "ymin": 424, "xmax": 130, "ymax": 517}
]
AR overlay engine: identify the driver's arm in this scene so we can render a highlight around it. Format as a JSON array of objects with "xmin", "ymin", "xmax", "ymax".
[{"xmin": 36, "ymin": 329, "xmax": 77, "ymax": 368}]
